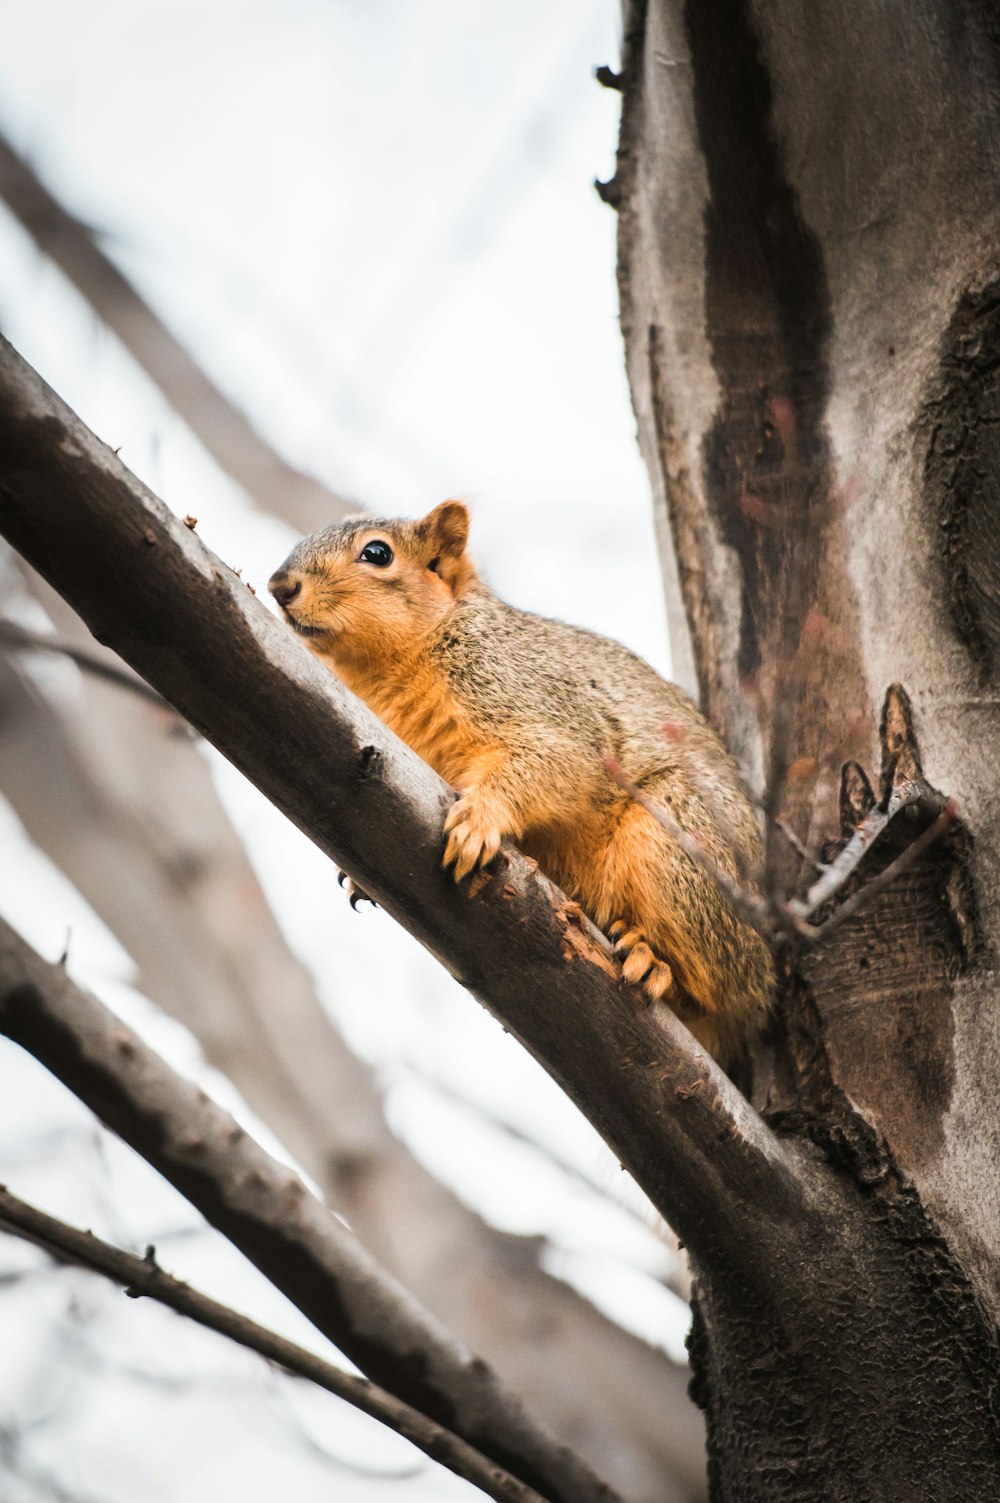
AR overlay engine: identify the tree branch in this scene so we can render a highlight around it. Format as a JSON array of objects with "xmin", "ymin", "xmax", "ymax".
[
  {"xmin": 0, "ymin": 618, "xmax": 705, "ymax": 1501},
  {"xmin": 806, "ymin": 800, "xmax": 960, "ymax": 944},
  {"xmin": 0, "ymin": 134, "xmax": 354, "ymax": 532},
  {"xmin": 610, "ymin": 750, "xmax": 953, "ymax": 950},
  {"xmin": 0, "ymin": 618, "xmax": 172, "ymax": 710},
  {"xmin": 787, "ymin": 778, "xmax": 942, "ymax": 923},
  {"xmin": 0, "ymin": 1188, "xmax": 551, "ymax": 1503},
  {"xmin": 0, "ymin": 332, "xmax": 813, "ymax": 1276},
  {"xmin": 0, "ymin": 918, "xmax": 617, "ymax": 1503}
]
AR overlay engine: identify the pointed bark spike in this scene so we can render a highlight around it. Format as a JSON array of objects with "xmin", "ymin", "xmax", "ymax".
[
  {"xmin": 594, "ymin": 175, "xmax": 622, "ymax": 208},
  {"xmin": 879, "ymin": 683, "xmax": 923, "ymax": 789},
  {"xmin": 839, "ymin": 761, "xmax": 876, "ymax": 833}
]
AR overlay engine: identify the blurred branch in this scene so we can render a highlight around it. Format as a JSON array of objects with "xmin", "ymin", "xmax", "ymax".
[
  {"xmin": 0, "ymin": 1422, "xmax": 105, "ymax": 1503},
  {"xmin": 772, "ymin": 816, "xmax": 824, "ymax": 874},
  {"xmin": 0, "ymin": 919, "xmax": 619, "ymax": 1503},
  {"xmin": 0, "ymin": 1185, "xmax": 550, "ymax": 1503},
  {"xmin": 0, "ymin": 618, "xmax": 172, "ymax": 710},
  {"xmin": 0, "ymin": 333, "xmax": 811, "ymax": 1274},
  {"xmin": 0, "ymin": 613, "xmax": 705, "ymax": 1503},
  {"xmin": 404, "ymin": 1065, "xmax": 690, "ymax": 1294},
  {"xmin": 0, "ymin": 132, "xmax": 354, "ymax": 532}
]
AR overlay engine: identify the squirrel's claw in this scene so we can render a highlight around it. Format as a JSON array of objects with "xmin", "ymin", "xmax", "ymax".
[
  {"xmin": 611, "ymin": 921, "xmax": 675, "ymax": 1004},
  {"xmin": 443, "ymin": 797, "xmax": 503, "ymax": 882},
  {"xmin": 337, "ymin": 870, "xmax": 376, "ymax": 910}
]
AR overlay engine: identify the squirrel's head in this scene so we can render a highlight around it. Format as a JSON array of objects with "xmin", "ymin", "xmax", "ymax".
[{"xmin": 268, "ymin": 500, "xmax": 476, "ymax": 666}]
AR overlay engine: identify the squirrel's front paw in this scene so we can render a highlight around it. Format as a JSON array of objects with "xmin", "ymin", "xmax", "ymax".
[
  {"xmin": 443, "ymin": 796, "xmax": 503, "ymax": 882},
  {"xmin": 609, "ymin": 920, "xmax": 675, "ymax": 1003}
]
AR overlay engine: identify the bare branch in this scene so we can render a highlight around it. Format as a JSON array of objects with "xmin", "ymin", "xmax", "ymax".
[
  {"xmin": 787, "ymin": 778, "xmax": 942, "ymax": 923},
  {"xmin": 0, "ymin": 133, "xmax": 354, "ymax": 532},
  {"xmin": 0, "ymin": 333, "xmax": 812, "ymax": 1272},
  {"xmin": 0, "ymin": 1185, "xmax": 550, "ymax": 1503},
  {"xmin": 0, "ymin": 918, "xmax": 619, "ymax": 1503},
  {"xmin": 0, "ymin": 618, "xmax": 173, "ymax": 710},
  {"xmin": 772, "ymin": 817, "xmax": 825, "ymax": 874},
  {"xmin": 608, "ymin": 746, "xmax": 954, "ymax": 955},
  {"xmin": 806, "ymin": 800, "xmax": 960, "ymax": 944},
  {"xmin": 0, "ymin": 618, "xmax": 704, "ymax": 1502}
]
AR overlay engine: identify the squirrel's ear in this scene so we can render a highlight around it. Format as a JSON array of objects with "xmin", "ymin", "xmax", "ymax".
[{"xmin": 419, "ymin": 501, "xmax": 472, "ymax": 590}]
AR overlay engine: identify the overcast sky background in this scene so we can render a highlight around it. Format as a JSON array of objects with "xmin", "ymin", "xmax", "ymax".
[{"xmin": 0, "ymin": 3, "xmax": 686, "ymax": 1498}]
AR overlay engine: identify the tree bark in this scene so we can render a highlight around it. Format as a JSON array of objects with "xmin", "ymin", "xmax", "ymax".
[{"xmin": 613, "ymin": 0, "xmax": 1000, "ymax": 1495}]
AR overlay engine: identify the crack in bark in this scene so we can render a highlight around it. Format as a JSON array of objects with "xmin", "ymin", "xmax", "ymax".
[
  {"xmin": 925, "ymin": 279, "xmax": 1000, "ymax": 683},
  {"xmin": 683, "ymin": 0, "xmax": 833, "ymax": 688}
]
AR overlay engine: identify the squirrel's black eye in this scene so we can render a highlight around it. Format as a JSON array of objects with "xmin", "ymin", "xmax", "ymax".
[{"xmin": 359, "ymin": 540, "xmax": 393, "ymax": 567}]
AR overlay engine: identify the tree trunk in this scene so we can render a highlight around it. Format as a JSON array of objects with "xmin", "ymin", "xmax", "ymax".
[{"xmin": 614, "ymin": 0, "xmax": 1000, "ymax": 1496}]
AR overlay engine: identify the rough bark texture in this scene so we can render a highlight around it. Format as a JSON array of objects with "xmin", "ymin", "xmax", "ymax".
[{"xmin": 614, "ymin": 0, "xmax": 1000, "ymax": 1496}]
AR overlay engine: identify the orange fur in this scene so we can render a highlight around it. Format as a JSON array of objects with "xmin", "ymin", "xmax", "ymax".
[{"xmin": 269, "ymin": 501, "xmax": 775, "ymax": 1066}]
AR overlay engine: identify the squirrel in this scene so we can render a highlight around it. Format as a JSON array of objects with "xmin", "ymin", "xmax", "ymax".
[{"xmin": 268, "ymin": 501, "xmax": 774, "ymax": 1065}]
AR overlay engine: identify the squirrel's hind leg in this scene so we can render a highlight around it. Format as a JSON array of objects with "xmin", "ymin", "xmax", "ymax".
[{"xmin": 594, "ymin": 796, "xmax": 721, "ymax": 1014}]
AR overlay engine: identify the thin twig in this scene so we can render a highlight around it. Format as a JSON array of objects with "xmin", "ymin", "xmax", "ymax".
[
  {"xmin": 788, "ymin": 779, "xmax": 938, "ymax": 922},
  {"xmin": 805, "ymin": 800, "xmax": 959, "ymax": 944},
  {"xmin": 0, "ymin": 619, "xmax": 173, "ymax": 711},
  {"xmin": 773, "ymin": 817, "xmax": 826, "ymax": 874},
  {"xmin": 0, "ymin": 1185, "xmax": 550, "ymax": 1503},
  {"xmin": 605, "ymin": 757, "xmax": 773, "ymax": 938},
  {"xmin": 608, "ymin": 755, "xmax": 955, "ymax": 951}
]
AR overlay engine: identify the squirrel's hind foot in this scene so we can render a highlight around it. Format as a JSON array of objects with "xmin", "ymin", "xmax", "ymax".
[
  {"xmin": 609, "ymin": 921, "xmax": 675, "ymax": 1004},
  {"xmin": 337, "ymin": 870, "xmax": 376, "ymax": 910}
]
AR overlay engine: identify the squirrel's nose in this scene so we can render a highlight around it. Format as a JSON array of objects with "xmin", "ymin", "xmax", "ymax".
[{"xmin": 269, "ymin": 573, "xmax": 302, "ymax": 610}]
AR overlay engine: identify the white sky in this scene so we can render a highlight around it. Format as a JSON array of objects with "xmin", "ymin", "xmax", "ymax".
[{"xmin": 0, "ymin": 3, "xmax": 687, "ymax": 1498}]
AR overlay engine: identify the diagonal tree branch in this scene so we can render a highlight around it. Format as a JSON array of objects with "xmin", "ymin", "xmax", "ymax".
[
  {"xmin": 0, "ymin": 1186, "xmax": 549, "ymax": 1503},
  {"xmin": 0, "ymin": 918, "xmax": 618, "ymax": 1503},
  {"xmin": 0, "ymin": 617, "xmax": 705, "ymax": 1501},
  {"xmin": 0, "ymin": 133, "xmax": 354, "ymax": 532},
  {"xmin": 0, "ymin": 333, "xmax": 815, "ymax": 1277}
]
